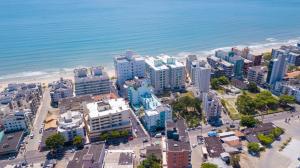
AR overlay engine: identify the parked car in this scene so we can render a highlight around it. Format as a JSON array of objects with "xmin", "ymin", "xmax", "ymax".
[
  {"xmin": 30, "ymin": 133, "xmax": 34, "ymax": 139},
  {"xmin": 154, "ymin": 133, "xmax": 162, "ymax": 138},
  {"xmin": 142, "ymin": 138, "xmax": 148, "ymax": 143},
  {"xmin": 192, "ymin": 144, "xmax": 197, "ymax": 148}
]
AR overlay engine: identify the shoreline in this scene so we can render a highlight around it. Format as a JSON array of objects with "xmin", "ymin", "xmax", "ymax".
[{"xmin": 1, "ymin": 38, "xmax": 299, "ymax": 91}]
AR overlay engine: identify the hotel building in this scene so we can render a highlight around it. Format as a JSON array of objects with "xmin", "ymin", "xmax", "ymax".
[
  {"xmin": 49, "ymin": 78, "xmax": 73, "ymax": 104},
  {"xmin": 57, "ymin": 111, "xmax": 85, "ymax": 142},
  {"xmin": 145, "ymin": 55, "xmax": 185, "ymax": 94},
  {"xmin": 84, "ymin": 98, "xmax": 132, "ymax": 142},
  {"xmin": 74, "ymin": 66, "xmax": 110, "ymax": 96},
  {"xmin": 114, "ymin": 51, "xmax": 146, "ymax": 87}
]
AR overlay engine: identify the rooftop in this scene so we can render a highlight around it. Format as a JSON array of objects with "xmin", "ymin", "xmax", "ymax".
[
  {"xmin": 166, "ymin": 120, "xmax": 191, "ymax": 152},
  {"xmin": 103, "ymin": 150, "xmax": 134, "ymax": 168},
  {"xmin": 243, "ymin": 122, "xmax": 276, "ymax": 135},
  {"xmin": 67, "ymin": 143, "xmax": 105, "ymax": 168},
  {"xmin": 58, "ymin": 111, "xmax": 84, "ymax": 131},
  {"xmin": 114, "ymin": 51, "xmax": 144, "ymax": 63},
  {"xmin": 0, "ymin": 131, "xmax": 24, "ymax": 155},
  {"xmin": 204, "ymin": 136, "xmax": 225, "ymax": 158},
  {"xmin": 145, "ymin": 56, "xmax": 169, "ymax": 71},
  {"xmin": 86, "ymin": 98, "xmax": 129, "ymax": 118}
]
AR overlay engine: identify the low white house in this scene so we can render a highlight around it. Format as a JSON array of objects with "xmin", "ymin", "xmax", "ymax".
[{"xmin": 57, "ymin": 111, "xmax": 85, "ymax": 142}]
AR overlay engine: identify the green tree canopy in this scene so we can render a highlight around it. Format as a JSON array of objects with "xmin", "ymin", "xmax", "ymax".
[
  {"xmin": 255, "ymin": 91, "xmax": 278, "ymax": 110},
  {"xmin": 279, "ymin": 95, "xmax": 295, "ymax": 106},
  {"xmin": 46, "ymin": 133, "xmax": 65, "ymax": 151},
  {"xmin": 211, "ymin": 76, "xmax": 230, "ymax": 90},
  {"xmin": 236, "ymin": 93, "xmax": 256, "ymax": 115},
  {"xmin": 247, "ymin": 142, "xmax": 260, "ymax": 153},
  {"xmin": 257, "ymin": 134, "xmax": 274, "ymax": 146},
  {"xmin": 248, "ymin": 82, "xmax": 260, "ymax": 93},
  {"xmin": 240, "ymin": 115, "xmax": 258, "ymax": 128},
  {"xmin": 138, "ymin": 155, "xmax": 161, "ymax": 168},
  {"xmin": 270, "ymin": 127, "xmax": 284, "ymax": 138},
  {"xmin": 218, "ymin": 76, "xmax": 230, "ymax": 85},
  {"xmin": 263, "ymin": 52, "xmax": 272, "ymax": 61},
  {"xmin": 201, "ymin": 163, "xmax": 218, "ymax": 168},
  {"xmin": 73, "ymin": 135, "xmax": 83, "ymax": 148}
]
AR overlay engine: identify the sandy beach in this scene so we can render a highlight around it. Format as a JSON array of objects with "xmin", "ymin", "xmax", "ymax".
[{"xmin": 0, "ymin": 44, "xmax": 279, "ymax": 92}]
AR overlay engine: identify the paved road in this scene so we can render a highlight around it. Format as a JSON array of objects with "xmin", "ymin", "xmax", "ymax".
[
  {"xmin": 129, "ymin": 110, "xmax": 149, "ymax": 139},
  {"xmin": 27, "ymin": 88, "xmax": 51, "ymax": 151}
]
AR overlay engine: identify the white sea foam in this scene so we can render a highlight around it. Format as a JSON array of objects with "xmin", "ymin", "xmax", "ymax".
[{"xmin": 1, "ymin": 37, "xmax": 299, "ymax": 83}]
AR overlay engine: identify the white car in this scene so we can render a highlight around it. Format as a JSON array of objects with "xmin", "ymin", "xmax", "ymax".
[{"xmin": 192, "ymin": 144, "xmax": 197, "ymax": 148}]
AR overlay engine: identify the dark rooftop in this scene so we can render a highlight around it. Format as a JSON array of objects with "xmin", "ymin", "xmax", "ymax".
[
  {"xmin": 0, "ymin": 131, "xmax": 24, "ymax": 155},
  {"xmin": 119, "ymin": 152, "xmax": 133, "ymax": 165},
  {"xmin": 204, "ymin": 136, "xmax": 225, "ymax": 158},
  {"xmin": 245, "ymin": 134, "xmax": 260, "ymax": 143},
  {"xmin": 243, "ymin": 122, "xmax": 275, "ymax": 135},
  {"xmin": 166, "ymin": 120, "xmax": 191, "ymax": 152},
  {"xmin": 67, "ymin": 143, "xmax": 105, "ymax": 168}
]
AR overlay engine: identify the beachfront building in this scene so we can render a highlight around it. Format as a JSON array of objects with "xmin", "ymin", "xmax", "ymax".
[
  {"xmin": 207, "ymin": 56, "xmax": 233, "ymax": 78},
  {"xmin": 84, "ymin": 98, "xmax": 132, "ymax": 142},
  {"xmin": 49, "ymin": 78, "xmax": 73, "ymax": 105},
  {"xmin": 114, "ymin": 51, "xmax": 146, "ymax": 87},
  {"xmin": 74, "ymin": 66, "xmax": 110, "ymax": 96},
  {"xmin": 3, "ymin": 110, "xmax": 30, "ymax": 133},
  {"xmin": 247, "ymin": 66, "xmax": 265, "ymax": 85},
  {"xmin": 266, "ymin": 54, "xmax": 287, "ymax": 85},
  {"xmin": 191, "ymin": 60, "xmax": 211, "ymax": 98},
  {"xmin": 165, "ymin": 120, "xmax": 191, "ymax": 168},
  {"xmin": 272, "ymin": 47, "xmax": 300, "ymax": 66},
  {"xmin": 145, "ymin": 55, "xmax": 185, "ymax": 94},
  {"xmin": 120, "ymin": 77, "xmax": 149, "ymax": 99},
  {"xmin": 126, "ymin": 78, "xmax": 172, "ymax": 132},
  {"xmin": 185, "ymin": 55, "xmax": 198, "ymax": 77},
  {"xmin": 274, "ymin": 79, "xmax": 300, "ymax": 103},
  {"xmin": 202, "ymin": 92, "xmax": 222, "ymax": 125},
  {"xmin": 57, "ymin": 111, "xmax": 85, "ymax": 142},
  {"xmin": 0, "ymin": 83, "xmax": 42, "ymax": 114}
]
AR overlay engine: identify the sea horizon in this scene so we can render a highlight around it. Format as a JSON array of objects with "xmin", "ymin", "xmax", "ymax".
[{"xmin": 1, "ymin": 0, "xmax": 300, "ymax": 82}]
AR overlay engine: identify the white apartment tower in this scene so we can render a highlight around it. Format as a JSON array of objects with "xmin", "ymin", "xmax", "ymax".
[
  {"xmin": 84, "ymin": 98, "xmax": 132, "ymax": 142},
  {"xmin": 57, "ymin": 111, "xmax": 85, "ymax": 142},
  {"xmin": 114, "ymin": 51, "xmax": 146, "ymax": 87},
  {"xmin": 192, "ymin": 60, "xmax": 211, "ymax": 98},
  {"xmin": 74, "ymin": 66, "xmax": 110, "ymax": 96},
  {"xmin": 202, "ymin": 92, "xmax": 222, "ymax": 122},
  {"xmin": 49, "ymin": 78, "xmax": 73, "ymax": 104},
  {"xmin": 185, "ymin": 55, "xmax": 198, "ymax": 77},
  {"xmin": 145, "ymin": 55, "xmax": 185, "ymax": 94}
]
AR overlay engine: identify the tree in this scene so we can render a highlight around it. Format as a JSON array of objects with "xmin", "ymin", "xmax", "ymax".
[
  {"xmin": 138, "ymin": 155, "xmax": 161, "ymax": 168},
  {"xmin": 211, "ymin": 78, "xmax": 220, "ymax": 90},
  {"xmin": 73, "ymin": 135, "xmax": 83, "ymax": 148},
  {"xmin": 211, "ymin": 76, "xmax": 229, "ymax": 90},
  {"xmin": 287, "ymin": 65, "xmax": 298, "ymax": 72},
  {"xmin": 240, "ymin": 115, "xmax": 258, "ymax": 128},
  {"xmin": 247, "ymin": 142, "xmax": 260, "ymax": 153},
  {"xmin": 231, "ymin": 154, "xmax": 241, "ymax": 168},
  {"xmin": 100, "ymin": 132, "xmax": 109, "ymax": 141},
  {"xmin": 255, "ymin": 91, "xmax": 278, "ymax": 111},
  {"xmin": 270, "ymin": 127, "xmax": 284, "ymax": 139},
  {"xmin": 236, "ymin": 93, "xmax": 256, "ymax": 115},
  {"xmin": 279, "ymin": 95, "xmax": 295, "ymax": 106},
  {"xmin": 45, "ymin": 133, "xmax": 65, "ymax": 151},
  {"xmin": 218, "ymin": 76, "xmax": 230, "ymax": 85},
  {"xmin": 201, "ymin": 163, "xmax": 218, "ymax": 168},
  {"xmin": 257, "ymin": 134, "xmax": 274, "ymax": 146},
  {"xmin": 263, "ymin": 52, "xmax": 272, "ymax": 61},
  {"xmin": 248, "ymin": 82, "xmax": 260, "ymax": 93}
]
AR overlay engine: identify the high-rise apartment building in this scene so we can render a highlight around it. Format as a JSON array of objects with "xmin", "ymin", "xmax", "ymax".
[
  {"xmin": 145, "ymin": 55, "xmax": 185, "ymax": 94},
  {"xmin": 114, "ymin": 51, "xmax": 146, "ymax": 87},
  {"xmin": 266, "ymin": 54, "xmax": 287, "ymax": 85},
  {"xmin": 84, "ymin": 98, "xmax": 132, "ymax": 142},
  {"xmin": 74, "ymin": 66, "xmax": 110, "ymax": 96}
]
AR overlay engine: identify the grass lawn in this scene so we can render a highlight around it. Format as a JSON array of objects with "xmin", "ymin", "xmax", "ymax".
[{"xmin": 222, "ymin": 98, "xmax": 240, "ymax": 120}]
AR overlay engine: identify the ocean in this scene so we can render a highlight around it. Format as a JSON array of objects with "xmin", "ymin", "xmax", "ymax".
[{"xmin": 1, "ymin": 0, "xmax": 300, "ymax": 81}]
